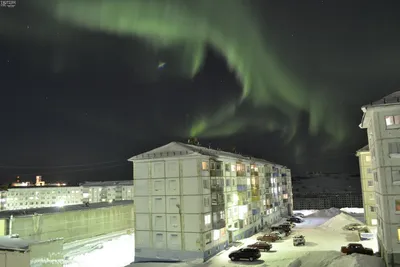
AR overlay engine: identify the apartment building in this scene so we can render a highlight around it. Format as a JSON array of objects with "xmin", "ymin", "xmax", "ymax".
[
  {"xmin": 0, "ymin": 180, "xmax": 134, "ymax": 211},
  {"xmin": 0, "ymin": 186, "xmax": 82, "ymax": 210},
  {"xmin": 359, "ymin": 91, "xmax": 400, "ymax": 266},
  {"xmin": 356, "ymin": 145, "xmax": 378, "ymax": 226},
  {"xmin": 128, "ymin": 141, "xmax": 293, "ymax": 262},
  {"xmin": 80, "ymin": 180, "xmax": 133, "ymax": 203}
]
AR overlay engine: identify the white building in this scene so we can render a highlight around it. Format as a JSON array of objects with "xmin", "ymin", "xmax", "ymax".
[
  {"xmin": 360, "ymin": 91, "xmax": 400, "ymax": 266},
  {"xmin": 0, "ymin": 180, "xmax": 134, "ymax": 211},
  {"xmin": 128, "ymin": 141, "xmax": 293, "ymax": 262},
  {"xmin": 80, "ymin": 180, "xmax": 133, "ymax": 203},
  {"xmin": 0, "ymin": 186, "xmax": 82, "ymax": 211}
]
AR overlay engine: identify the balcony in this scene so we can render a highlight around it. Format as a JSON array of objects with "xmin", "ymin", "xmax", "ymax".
[
  {"xmin": 210, "ymin": 169, "xmax": 223, "ymax": 177},
  {"xmin": 238, "ymin": 198, "xmax": 249, "ymax": 205},
  {"xmin": 236, "ymin": 170, "xmax": 246, "ymax": 177},
  {"xmin": 211, "ymin": 193, "xmax": 225, "ymax": 206},
  {"xmin": 282, "ymin": 173, "xmax": 287, "ymax": 177},
  {"xmin": 251, "ymin": 171, "xmax": 259, "ymax": 176},
  {"xmin": 211, "ymin": 184, "xmax": 224, "ymax": 192},
  {"xmin": 237, "ymin": 185, "xmax": 247, "ymax": 192},
  {"xmin": 212, "ymin": 219, "xmax": 226, "ymax": 229},
  {"xmin": 251, "ymin": 196, "xmax": 260, "ymax": 202}
]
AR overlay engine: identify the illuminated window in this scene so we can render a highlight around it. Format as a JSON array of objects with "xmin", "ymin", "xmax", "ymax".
[
  {"xmin": 365, "ymin": 155, "xmax": 371, "ymax": 162},
  {"xmin": 385, "ymin": 115, "xmax": 400, "ymax": 128},
  {"xmin": 397, "ymin": 229, "xmax": 400, "ymax": 241},
  {"xmin": 213, "ymin": 230, "xmax": 220, "ymax": 241},
  {"xmin": 396, "ymin": 200, "xmax": 400, "ymax": 212},
  {"xmin": 201, "ymin": 161, "xmax": 209, "ymax": 170},
  {"xmin": 231, "ymin": 164, "xmax": 236, "ymax": 172},
  {"xmin": 204, "ymin": 214, "xmax": 211, "ymax": 225},
  {"xmin": 371, "ymin": 219, "xmax": 377, "ymax": 226}
]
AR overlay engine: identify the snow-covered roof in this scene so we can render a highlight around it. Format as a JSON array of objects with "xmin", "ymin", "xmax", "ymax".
[
  {"xmin": 360, "ymin": 92, "xmax": 400, "ymax": 128},
  {"xmin": 356, "ymin": 145, "xmax": 369, "ymax": 153},
  {"xmin": 0, "ymin": 200, "xmax": 133, "ymax": 219},
  {"xmin": 0, "ymin": 236, "xmax": 35, "ymax": 252},
  {"xmin": 80, "ymin": 180, "xmax": 133, "ymax": 187},
  {"xmin": 128, "ymin": 142, "xmax": 284, "ymax": 167}
]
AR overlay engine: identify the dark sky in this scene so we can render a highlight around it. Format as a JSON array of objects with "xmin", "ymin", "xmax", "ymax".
[{"xmin": 1, "ymin": 0, "xmax": 400, "ymax": 184}]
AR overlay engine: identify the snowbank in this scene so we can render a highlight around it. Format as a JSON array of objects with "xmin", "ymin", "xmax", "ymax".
[
  {"xmin": 288, "ymin": 251, "xmax": 384, "ymax": 267},
  {"xmin": 293, "ymin": 210, "xmax": 319, "ymax": 217},
  {"xmin": 306, "ymin": 208, "xmax": 341, "ymax": 218},
  {"xmin": 340, "ymin": 208, "xmax": 364, "ymax": 214},
  {"xmin": 318, "ymin": 213, "xmax": 363, "ymax": 231}
]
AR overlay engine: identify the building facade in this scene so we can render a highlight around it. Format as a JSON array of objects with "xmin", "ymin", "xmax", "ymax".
[
  {"xmin": 0, "ymin": 181, "xmax": 134, "ymax": 211},
  {"xmin": 356, "ymin": 145, "xmax": 378, "ymax": 226},
  {"xmin": 80, "ymin": 180, "xmax": 133, "ymax": 203},
  {"xmin": 128, "ymin": 141, "xmax": 293, "ymax": 262},
  {"xmin": 360, "ymin": 92, "xmax": 400, "ymax": 266}
]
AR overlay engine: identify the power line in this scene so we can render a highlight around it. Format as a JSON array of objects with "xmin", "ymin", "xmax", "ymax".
[{"xmin": 0, "ymin": 159, "xmax": 126, "ymax": 170}]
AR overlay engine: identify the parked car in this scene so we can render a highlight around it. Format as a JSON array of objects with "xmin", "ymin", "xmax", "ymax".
[
  {"xmin": 228, "ymin": 247, "xmax": 261, "ymax": 261},
  {"xmin": 281, "ymin": 221, "xmax": 296, "ymax": 228},
  {"xmin": 293, "ymin": 213, "xmax": 305, "ymax": 218},
  {"xmin": 257, "ymin": 234, "xmax": 278, "ymax": 242},
  {"xmin": 271, "ymin": 225, "xmax": 291, "ymax": 234},
  {"xmin": 343, "ymin": 223, "xmax": 365, "ymax": 231},
  {"xmin": 247, "ymin": 241, "xmax": 272, "ymax": 252},
  {"xmin": 270, "ymin": 230, "xmax": 286, "ymax": 239},
  {"xmin": 341, "ymin": 243, "xmax": 373, "ymax": 255},
  {"xmin": 287, "ymin": 216, "xmax": 304, "ymax": 223},
  {"xmin": 293, "ymin": 235, "xmax": 306, "ymax": 246},
  {"xmin": 358, "ymin": 227, "xmax": 374, "ymax": 240}
]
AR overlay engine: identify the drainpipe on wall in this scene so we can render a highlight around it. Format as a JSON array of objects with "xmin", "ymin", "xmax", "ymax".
[
  {"xmin": 9, "ymin": 215, "xmax": 13, "ymax": 236},
  {"xmin": 176, "ymin": 204, "xmax": 185, "ymax": 251}
]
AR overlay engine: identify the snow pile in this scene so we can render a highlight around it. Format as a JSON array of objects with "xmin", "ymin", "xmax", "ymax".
[
  {"xmin": 306, "ymin": 208, "xmax": 341, "ymax": 218},
  {"xmin": 340, "ymin": 208, "xmax": 364, "ymax": 214},
  {"xmin": 293, "ymin": 209, "xmax": 319, "ymax": 217},
  {"xmin": 318, "ymin": 213, "xmax": 363, "ymax": 231},
  {"xmin": 288, "ymin": 251, "xmax": 384, "ymax": 267}
]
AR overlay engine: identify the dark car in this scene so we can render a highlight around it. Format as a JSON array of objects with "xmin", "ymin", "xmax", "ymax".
[
  {"xmin": 257, "ymin": 234, "xmax": 278, "ymax": 242},
  {"xmin": 248, "ymin": 241, "xmax": 272, "ymax": 252},
  {"xmin": 287, "ymin": 217, "xmax": 304, "ymax": 223},
  {"xmin": 228, "ymin": 247, "xmax": 261, "ymax": 261}
]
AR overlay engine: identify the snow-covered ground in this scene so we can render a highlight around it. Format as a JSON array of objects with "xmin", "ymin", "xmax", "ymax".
[
  {"xmin": 129, "ymin": 208, "xmax": 383, "ymax": 267},
  {"xmin": 64, "ymin": 234, "xmax": 134, "ymax": 267},
  {"xmin": 340, "ymin": 207, "xmax": 365, "ymax": 214}
]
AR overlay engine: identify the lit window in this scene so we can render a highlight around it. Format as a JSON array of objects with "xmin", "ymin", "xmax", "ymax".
[
  {"xmin": 386, "ymin": 115, "xmax": 400, "ymax": 128},
  {"xmin": 204, "ymin": 214, "xmax": 211, "ymax": 225},
  {"xmin": 396, "ymin": 200, "xmax": 400, "ymax": 212},
  {"xmin": 365, "ymin": 155, "xmax": 371, "ymax": 162},
  {"xmin": 231, "ymin": 164, "xmax": 236, "ymax": 172},
  {"xmin": 371, "ymin": 219, "xmax": 377, "ymax": 226},
  {"xmin": 201, "ymin": 161, "xmax": 209, "ymax": 170},
  {"xmin": 397, "ymin": 229, "xmax": 400, "ymax": 241},
  {"xmin": 213, "ymin": 230, "xmax": 220, "ymax": 241}
]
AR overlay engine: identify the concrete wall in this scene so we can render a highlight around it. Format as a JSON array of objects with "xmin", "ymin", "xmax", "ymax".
[
  {"xmin": 30, "ymin": 239, "xmax": 64, "ymax": 267},
  {"xmin": 11, "ymin": 204, "xmax": 134, "ymax": 243},
  {"xmin": 0, "ymin": 250, "xmax": 30, "ymax": 267}
]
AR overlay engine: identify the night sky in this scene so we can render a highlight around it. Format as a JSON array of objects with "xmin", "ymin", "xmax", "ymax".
[{"xmin": 1, "ymin": 0, "xmax": 400, "ymax": 184}]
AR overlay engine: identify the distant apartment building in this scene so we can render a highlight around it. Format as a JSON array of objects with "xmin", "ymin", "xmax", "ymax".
[
  {"xmin": 128, "ymin": 141, "xmax": 293, "ymax": 262},
  {"xmin": 80, "ymin": 180, "xmax": 133, "ymax": 203},
  {"xmin": 0, "ymin": 186, "xmax": 82, "ymax": 210},
  {"xmin": 0, "ymin": 180, "xmax": 134, "ymax": 211},
  {"xmin": 356, "ymin": 145, "xmax": 377, "ymax": 226},
  {"xmin": 359, "ymin": 91, "xmax": 400, "ymax": 266}
]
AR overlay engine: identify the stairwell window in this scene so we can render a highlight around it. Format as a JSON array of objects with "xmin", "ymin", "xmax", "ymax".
[
  {"xmin": 396, "ymin": 200, "xmax": 400, "ymax": 212},
  {"xmin": 385, "ymin": 115, "xmax": 400, "ymax": 129},
  {"xmin": 389, "ymin": 143, "xmax": 400, "ymax": 158},
  {"xmin": 392, "ymin": 168, "xmax": 400, "ymax": 183},
  {"xmin": 201, "ymin": 161, "xmax": 209, "ymax": 171}
]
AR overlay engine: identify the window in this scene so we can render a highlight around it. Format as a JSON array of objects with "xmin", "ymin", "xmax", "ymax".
[
  {"xmin": 371, "ymin": 219, "xmax": 377, "ymax": 226},
  {"xmin": 369, "ymin": 193, "xmax": 374, "ymax": 200},
  {"xmin": 370, "ymin": 206, "xmax": 376, "ymax": 212},
  {"xmin": 367, "ymin": 180, "xmax": 373, "ymax": 187},
  {"xmin": 392, "ymin": 168, "xmax": 400, "ymax": 183},
  {"xmin": 389, "ymin": 142, "xmax": 400, "ymax": 155},
  {"xmin": 374, "ymin": 172, "xmax": 378, "ymax": 182},
  {"xmin": 225, "ymin": 164, "xmax": 230, "ymax": 172},
  {"xmin": 201, "ymin": 161, "xmax": 209, "ymax": 170},
  {"xmin": 156, "ymin": 233, "xmax": 163, "ymax": 242},
  {"xmin": 231, "ymin": 164, "xmax": 236, "ymax": 172},
  {"xmin": 225, "ymin": 179, "xmax": 231, "ymax": 186},
  {"xmin": 365, "ymin": 155, "xmax": 371, "ymax": 162},
  {"xmin": 246, "ymin": 166, "xmax": 250, "ymax": 173},
  {"xmin": 210, "ymin": 162, "xmax": 216, "ymax": 170},
  {"xmin": 397, "ymin": 228, "xmax": 400, "ymax": 242},
  {"xmin": 203, "ymin": 179, "xmax": 210, "ymax": 189},
  {"xmin": 205, "ymin": 232, "xmax": 211, "ymax": 244},
  {"xmin": 367, "ymin": 168, "xmax": 372, "ymax": 174},
  {"xmin": 385, "ymin": 115, "xmax": 400, "ymax": 128},
  {"xmin": 204, "ymin": 214, "xmax": 211, "ymax": 225},
  {"xmin": 203, "ymin": 197, "xmax": 210, "ymax": 207},
  {"xmin": 170, "ymin": 215, "xmax": 178, "ymax": 226},
  {"xmin": 396, "ymin": 200, "xmax": 400, "ymax": 212}
]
